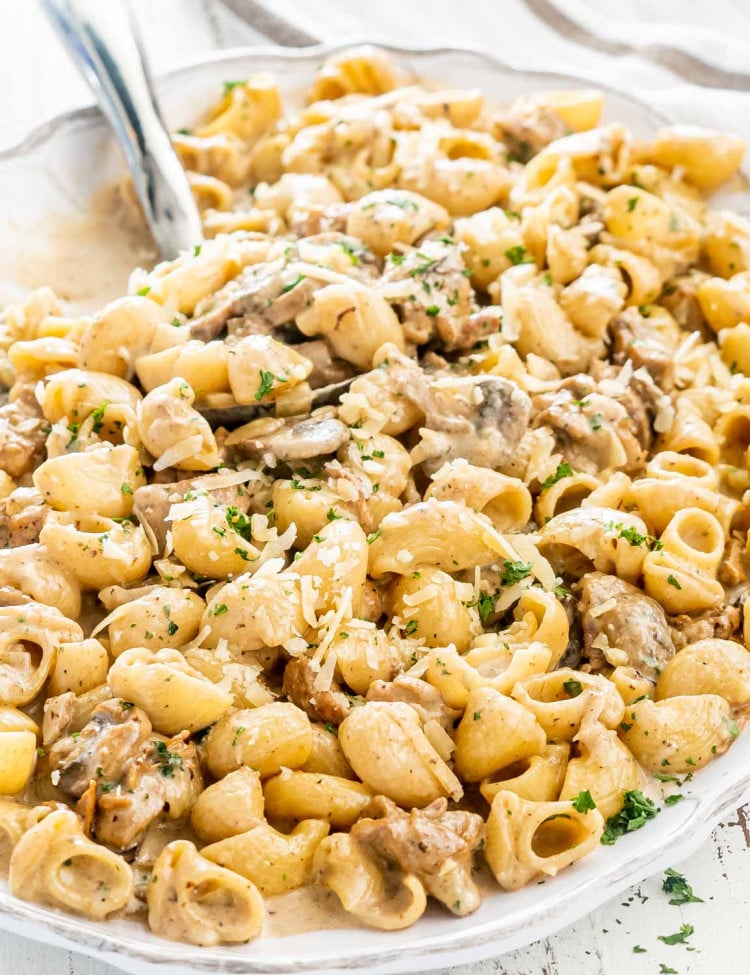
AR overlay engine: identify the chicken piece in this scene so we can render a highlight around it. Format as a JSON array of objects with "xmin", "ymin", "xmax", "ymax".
[
  {"xmin": 380, "ymin": 240, "xmax": 475, "ymax": 349},
  {"xmin": 0, "ymin": 384, "xmax": 47, "ymax": 478},
  {"xmin": 188, "ymin": 261, "xmax": 322, "ymax": 342},
  {"xmin": 132, "ymin": 473, "xmax": 259, "ymax": 554},
  {"xmin": 366, "ymin": 676, "xmax": 459, "ymax": 731},
  {"xmin": 293, "ymin": 339, "xmax": 355, "ymax": 388},
  {"xmin": 578, "ymin": 571, "xmax": 674, "ymax": 678},
  {"xmin": 669, "ymin": 606, "xmax": 742, "ymax": 649},
  {"xmin": 718, "ymin": 537, "xmax": 747, "ymax": 587},
  {"xmin": 282, "ymin": 656, "xmax": 352, "ymax": 726},
  {"xmin": 351, "ymin": 796, "xmax": 485, "ymax": 915},
  {"xmin": 42, "ymin": 691, "xmax": 77, "ymax": 746},
  {"xmin": 660, "ymin": 269, "xmax": 710, "ymax": 331},
  {"xmin": 45, "ymin": 699, "xmax": 153, "ymax": 797},
  {"xmin": 490, "ymin": 104, "xmax": 567, "ymax": 161},
  {"xmin": 609, "ymin": 312, "xmax": 675, "ymax": 390},
  {"xmin": 224, "ymin": 410, "xmax": 350, "ymax": 466},
  {"xmin": 94, "ymin": 736, "xmax": 203, "ymax": 850},
  {"xmin": 413, "ymin": 375, "xmax": 531, "ymax": 475},
  {"xmin": 531, "ymin": 372, "xmax": 650, "ymax": 476},
  {"xmin": 0, "ymin": 487, "xmax": 47, "ymax": 549}
]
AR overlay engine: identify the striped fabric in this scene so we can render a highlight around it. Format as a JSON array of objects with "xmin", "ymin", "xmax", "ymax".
[{"xmin": 217, "ymin": 0, "xmax": 750, "ymax": 142}]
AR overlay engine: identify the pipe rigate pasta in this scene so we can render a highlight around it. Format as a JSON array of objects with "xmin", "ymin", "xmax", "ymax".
[{"xmin": 2, "ymin": 43, "xmax": 750, "ymax": 945}]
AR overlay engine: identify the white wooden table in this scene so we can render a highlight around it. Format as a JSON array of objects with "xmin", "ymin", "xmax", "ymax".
[{"xmin": 1, "ymin": 1, "xmax": 749, "ymax": 972}]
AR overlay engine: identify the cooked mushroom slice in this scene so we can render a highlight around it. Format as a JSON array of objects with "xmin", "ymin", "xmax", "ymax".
[
  {"xmin": 45, "ymin": 699, "xmax": 152, "ymax": 797},
  {"xmin": 351, "ymin": 796, "xmax": 485, "ymax": 915},
  {"xmin": 188, "ymin": 260, "xmax": 325, "ymax": 342},
  {"xmin": 224, "ymin": 411, "xmax": 350, "ymax": 464},
  {"xmin": 412, "ymin": 375, "xmax": 531, "ymax": 474},
  {"xmin": 578, "ymin": 571, "xmax": 675, "ymax": 678}
]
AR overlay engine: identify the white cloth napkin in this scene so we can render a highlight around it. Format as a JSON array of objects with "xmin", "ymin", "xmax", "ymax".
[{"xmin": 235, "ymin": 0, "xmax": 750, "ymax": 142}]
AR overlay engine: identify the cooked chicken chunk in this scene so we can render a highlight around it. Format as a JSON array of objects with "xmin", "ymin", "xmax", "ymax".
[
  {"xmin": 351, "ymin": 796, "xmax": 485, "ymax": 915},
  {"xmin": 366, "ymin": 676, "xmax": 459, "ymax": 731},
  {"xmin": 0, "ymin": 384, "xmax": 47, "ymax": 478},
  {"xmin": 380, "ymin": 240, "xmax": 475, "ymax": 349},
  {"xmin": 669, "ymin": 605, "xmax": 742, "ymax": 648},
  {"xmin": 93, "ymin": 736, "xmax": 202, "ymax": 850},
  {"xmin": 609, "ymin": 311, "xmax": 674, "ymax": 390},
  {"xmin": 531, "ymin": 368, "xmax": 662, "ymax": 476},
  {"xmin": 0, "ymin": 487, "xmax": 47, "ymax": 548},
  {"xmin": 579, "ymin": 571, "xmax": 675, "ymax": 678},
  {"xmin": 283, "ymin": 656, "xmax": 352, "ymax": 726},
  {"xmin": 46, "ymin": 699, "xmax": 152, "ymax": 797}
]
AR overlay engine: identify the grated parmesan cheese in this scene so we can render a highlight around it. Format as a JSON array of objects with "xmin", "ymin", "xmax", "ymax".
[{"xmin": 153, "ymin": 435, "xmax": 204, "ymax": 472}]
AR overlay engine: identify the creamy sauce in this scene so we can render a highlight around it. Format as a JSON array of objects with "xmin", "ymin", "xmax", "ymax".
[
  {"xmin": 0, "ymin": 185, "xmax": 156, "ymax": 314},
  {"xmin": 264, "ymin": 885, "xmax": 354, "ymax": 937}
]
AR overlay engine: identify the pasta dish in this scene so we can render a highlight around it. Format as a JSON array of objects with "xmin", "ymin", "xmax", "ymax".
[{"xmin": 0, "ymin": 45, "xmax": 748, "ymax": 946}]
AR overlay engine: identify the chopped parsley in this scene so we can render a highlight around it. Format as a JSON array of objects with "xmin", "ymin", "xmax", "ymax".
[
  {"xmin": 280, "ymin": 273, "xmax": 306, "ymax": 294},
  {"xmin": 223, "ymin": 80, "xmax": 246, "ymax": 93},
  {"xmin": 326, "ymin": 508, "xmax": 342, "ymax": 521},
  {"xmin": 425, "ymin": 305, "xmax": 440, "ymax": 316},
  {"xmin": 255, "ymin": 368, "xmax": 286, "ymax": 401},
  {"xmin": 231, "ymin": 726, "xmax": 246, "ymax": 747},
  {"xmin": 136, "ymin": 286, "xmax": 151, "ymax": 296},
  {"xmin": 504, "ymin": 245, "xmax": 532, "ymax": 266},
  {"xmin": 404, "ymin": 620, "xmax": 419, "ymax": 636},
  {"xmin": 366, "ymin": 529, "xmax": 382, "ymax": 544},
  {"xmin": 120, "ymin": 483, "xmax": 133, "ymax": 495},
  {"xmin": 563, "ymin": 678, "xmax": 584, "ymax": 698},
  {"xmin": 571, "ymin": 790, "xmax": 596, "ymax": 813},
  {"xmin": 90, "ymin": 401, "xmax": 109, "ymax": 433},
  {"xmin": 662, "ymin": 868, "xmax": 703, "ymax": 906},
  {"xmin": 589, "ymin": 412, "xmax": 603, "ymax": 431},
  {"xmin": 167, "ymin": 621, "xmax": 179, "ymax": 637},
  {"xmin": 667, "ymin": 574, "xmax": 682, "ymax": 589},
  {"xmin": 153, "ymin": 739, "xmax": 183, "ymax": 777},
  {"xmin": 323, "ymin": 722, "xmax": 338, "ymax": 735},
  {"xmin": 226, "ymin": 506, "xmax": 252, "ymax": 540},
  {"xmin": 627, "ymin": 196, "xmax": 640, "ymax": 212},
  {"xmin": 500, "ymin": 559, "xmax": 533, "ymax": 586},
  {"xmin": 476, "ymin": 591, "xmax": 495, "ymax": 624},
  {"xmin": 658, "ymin": 923, "xmax": 694, "ymax": 946},
  {"xmin": 211, "ymin": 603, "xmax": 228, "ymax": 618},
  {"xmin": 541, "ymin": 462, "xmax": 573, "ymax": 491},
  {"xmin": 601, "ymin": 790, "xmax": 658, "ymax": 844}
]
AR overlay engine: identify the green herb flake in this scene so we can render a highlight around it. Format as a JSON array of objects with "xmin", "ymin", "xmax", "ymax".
[
  {"xmin": 600, "ymin": 790, "xmax": 659, "ymax": 845},
  {"xmin": 280, "ymin": 273, "xmax": 306, "ymax": 295},
  {"xmin": 500, "ymin": 560, "xmax": 533, "ymax": 586},
  {"xmin": 404, "ymin": 620, "xmax": 419, "ymax": 636},
  {"xmin": 563, "ymin": 678, "xmax": 584, "ymax": 698},
  {"xmin": 662, "ymin": 868, "xmax": 703, "ymax": 906},
  {"xmin": 504, "ymin": 245, "xmax": 532, "ymax": 266},
  {"xmin": 571, "ymin": 789, "xmax": 597, "ymax": 813},
  {"xmin": 153, "ymin": 739, "xmax": 184, "ymax": 777},
  {"xmin": 658, "ymin": 923, "xmax": 694, "ymax": 946},
  {"xmin": 541, "ymin": 462, "xmax": 573, "ymax": 491},
  {"xmin": 366, "ymin": 530, "xmax": 382, "ymax": 545},
  {"xmin": 627, "ymin": 196, "xmax": 640, "ymax": 212},
  {"xmin": 667, "ymin": 575, "xmax": 682, "ymax": 589}
]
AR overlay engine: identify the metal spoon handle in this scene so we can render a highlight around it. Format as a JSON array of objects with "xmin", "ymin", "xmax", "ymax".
[{"xmin": 41, "ymin": 0, "xmax": 203, "ymax": 260}]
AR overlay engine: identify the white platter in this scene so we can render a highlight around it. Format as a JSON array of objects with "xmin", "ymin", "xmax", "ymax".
[{"xmin": 0, "ymin": 40, "xmax": 746, "ymax": 975}]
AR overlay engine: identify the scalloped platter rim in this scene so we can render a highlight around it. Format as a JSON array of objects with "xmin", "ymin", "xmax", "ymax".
[{"xmin": 0, "ymin": 40, "xmax": 746, "ymax": 975}]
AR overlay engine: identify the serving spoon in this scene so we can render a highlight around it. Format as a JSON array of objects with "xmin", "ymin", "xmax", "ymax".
[{"xmin": 41, "ymin": 0, "xmax": 203, "ymax": 260}]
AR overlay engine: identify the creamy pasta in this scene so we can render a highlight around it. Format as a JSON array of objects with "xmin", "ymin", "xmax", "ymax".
[{"xmin": 0, "ymin": 44, "xmax": 747, "ymax": 945}]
